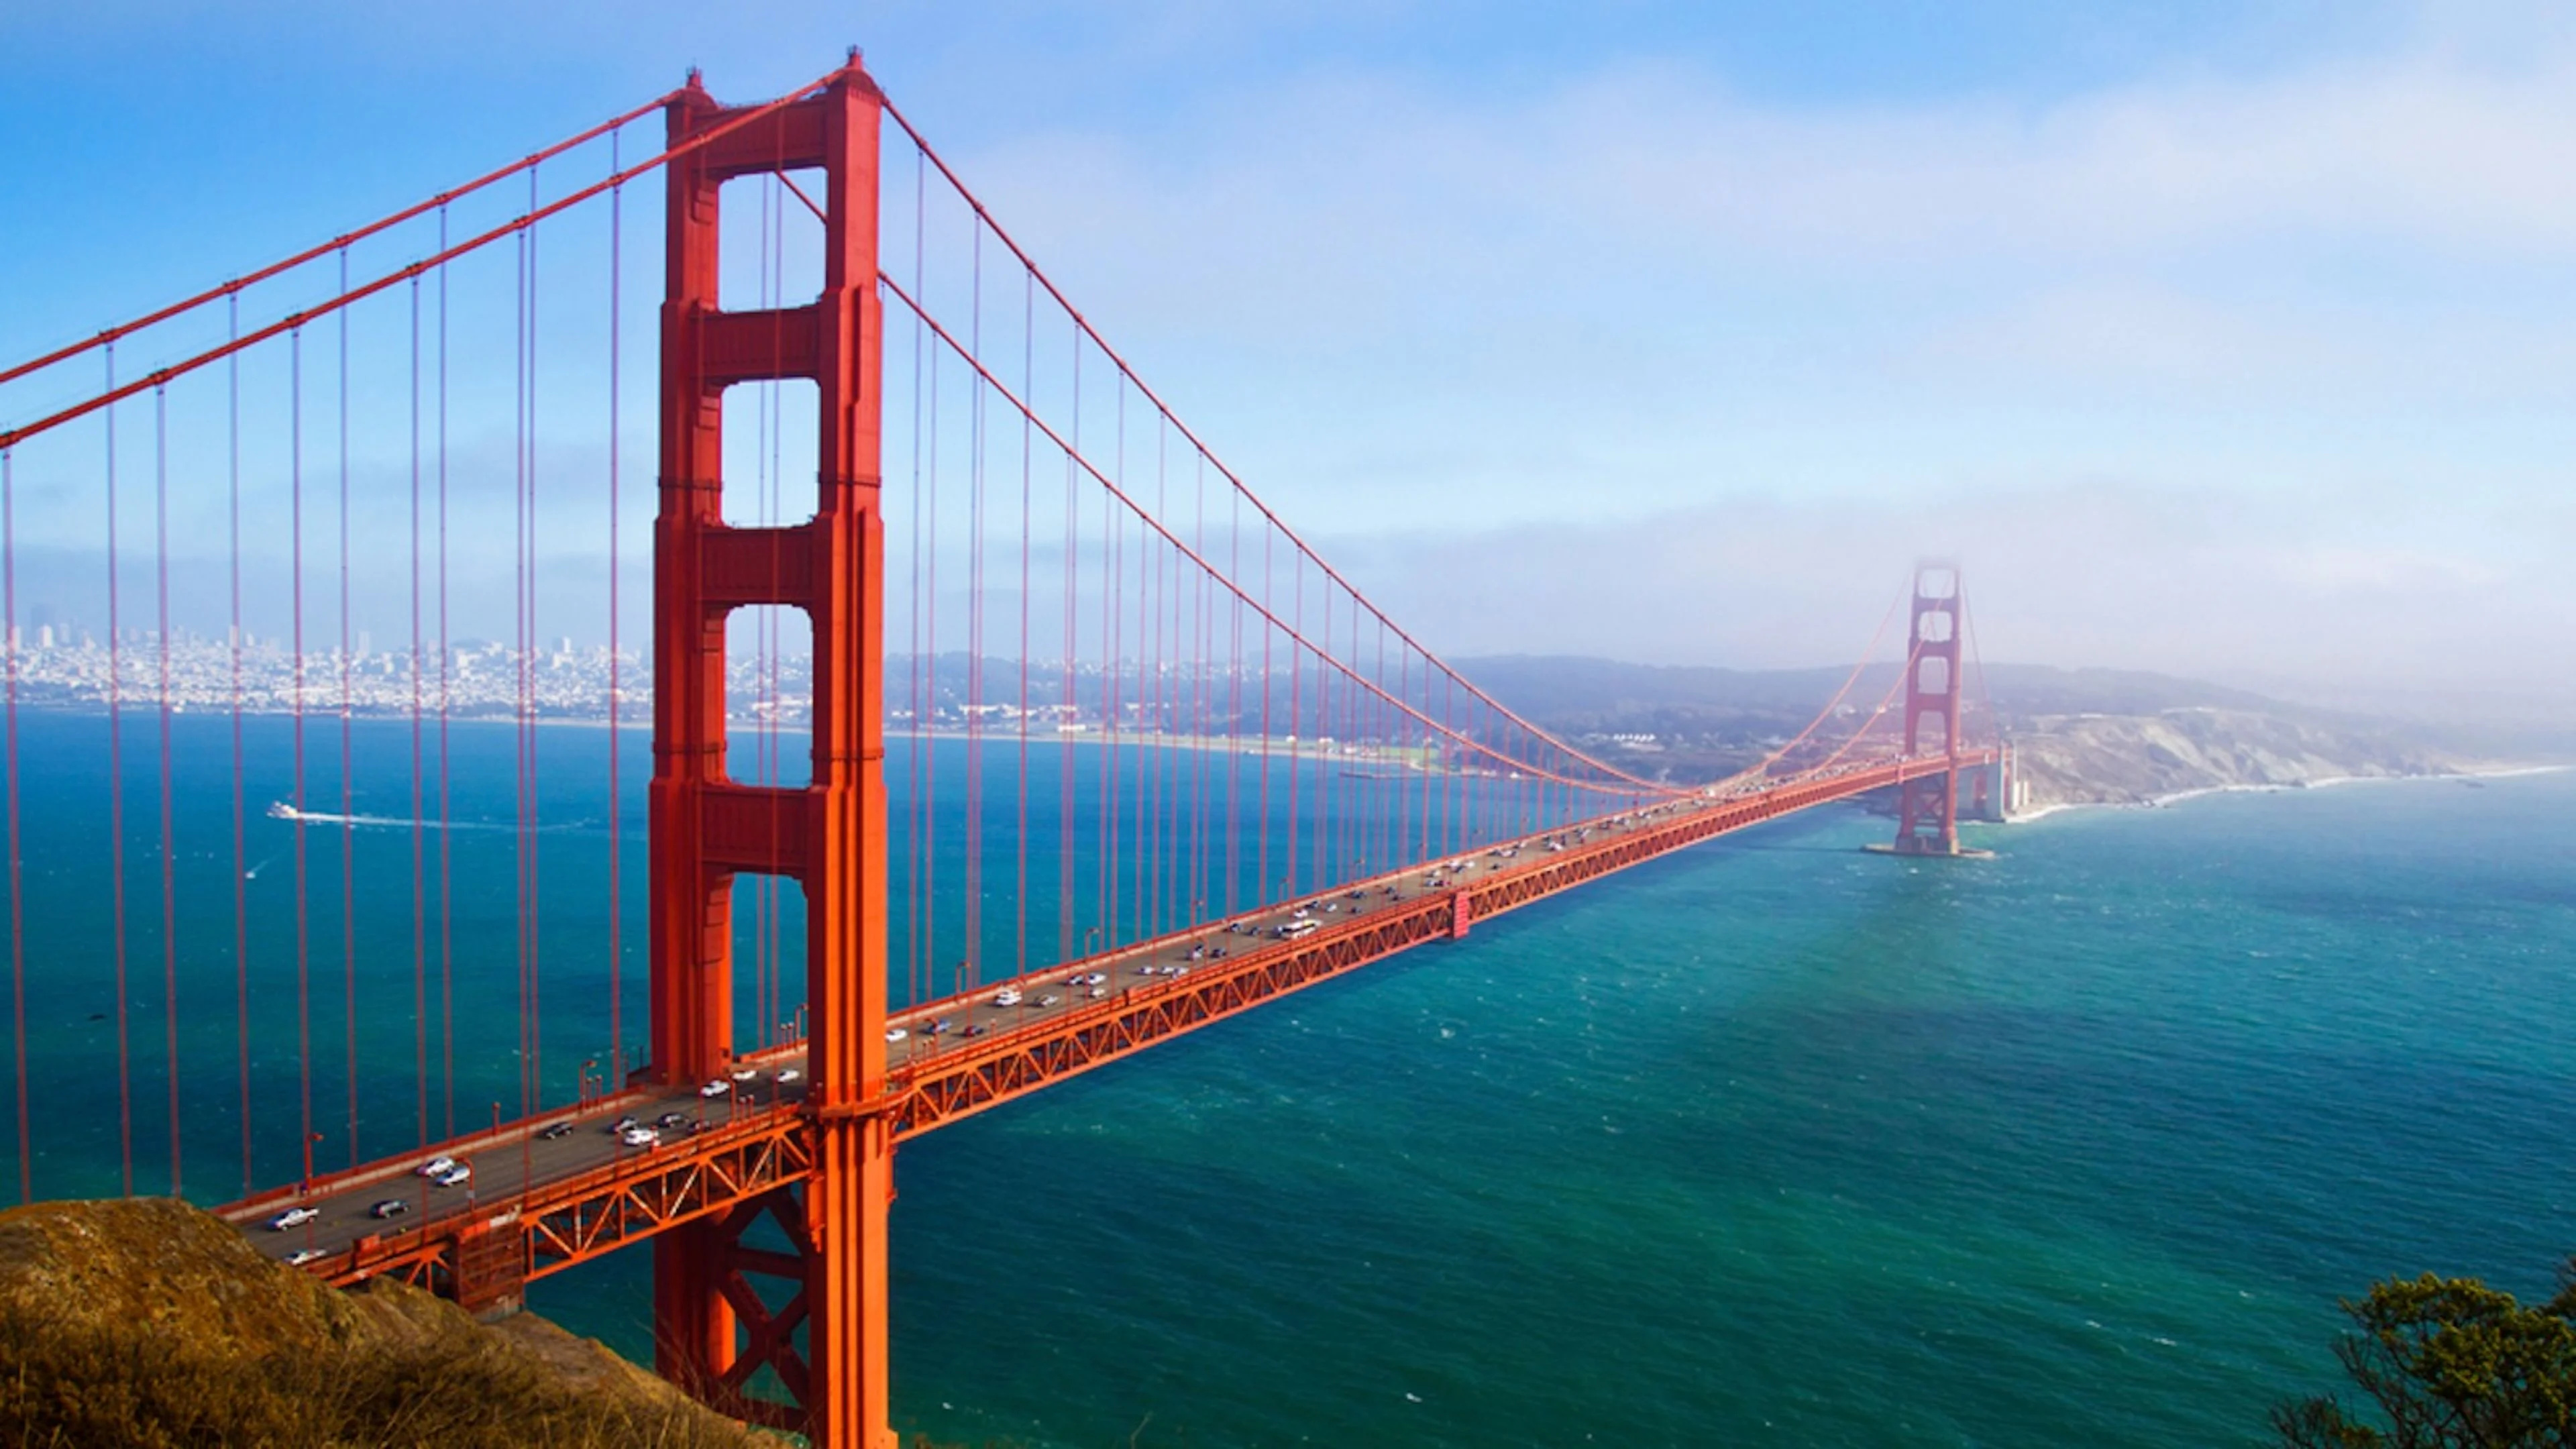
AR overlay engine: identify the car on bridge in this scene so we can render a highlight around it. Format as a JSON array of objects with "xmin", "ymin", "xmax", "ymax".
[
  {"xmin": 698, "ymin": 1079, "xmax": 732, "ymax": 1097},
  {"xmin": 433, "ymin": 1164, "xmax": 472, "ymax": 1187},
  {"xmin": 370, "ymin": 1199, "xmax": 409, "ymax": 1220},
  {"xmin": 266, "ymin": 1205, "xmax": 319, "ymax": 1232},
  {"xmin": 414, "ymin": 1155, "xmax": 457, "ymax": 1178}
]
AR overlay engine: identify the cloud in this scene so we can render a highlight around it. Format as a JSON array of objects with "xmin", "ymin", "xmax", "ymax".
[{"xmin": 1320, "ymin": 479, "xmax": 2576, "ymax": 717}]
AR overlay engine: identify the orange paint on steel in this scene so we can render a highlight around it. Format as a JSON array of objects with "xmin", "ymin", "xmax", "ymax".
[{"xmin": 650, "ymin": 58, "xmax": 894, "ymax": 1448}]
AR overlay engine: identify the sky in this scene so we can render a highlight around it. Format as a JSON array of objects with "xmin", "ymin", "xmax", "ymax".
[{"xmin": 3, "ymin": 1, "xmax": 2573, "ymax": 724}]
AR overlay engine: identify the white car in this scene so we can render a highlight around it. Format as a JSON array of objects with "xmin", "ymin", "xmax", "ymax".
[
  {"xmin": 884, "ymin": 1026, "xmax": 908, "ymax": 1043},
  {"xmin": 267, "ymin": 1205, "xmax": 319, "ymax": 1232},
  {"xmin": 775, "ymin": 1067, "xmax": 803, "ymax": 1084},
  {"xmin": 433, "ymin": 1165, "xmax": 472, "ymax": 1187},
  {"xmin": 699, "ymin": 1079, "xmax": 733, "ymax": 1097},
  {"xmin": 413, "ymin": 1155, "xmax": 458, "ymax": 1178},
  {"xmin": 730, "ymin": 1067, "xmax": 759, "ymax": 1082},
  {"xmin": 991, "ymin": 988, "xmax": 1022, "ymax": 1007},
  {"xmin": 1036, "ymin": 994, "xmax": 1061, "ymax": 1008},
  {"xmin": 619, "ymin": 1127, "xmax": 659, "ymax": 1148},
  {"xmin": 286, "ymin": 1247, "xmax": 329, "ymax": 1266}
]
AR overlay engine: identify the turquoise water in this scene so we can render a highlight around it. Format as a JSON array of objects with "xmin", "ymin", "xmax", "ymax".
[
  {"xmin": 11, "ymin": 708, "xmax": 2575, "ymax": 1445},
  {"xmin": 860, "ymin": 771, "xmax": 2576, "ymax": 1446},
  {"xmin": 835, "ymin": 772, "xmax": 2576, "ymax": 1447}
]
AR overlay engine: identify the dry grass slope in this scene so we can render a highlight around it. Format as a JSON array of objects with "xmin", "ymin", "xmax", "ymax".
[{"xmin": 0, "ymin": 1196, "xmax": 767, "ymax": 1448}]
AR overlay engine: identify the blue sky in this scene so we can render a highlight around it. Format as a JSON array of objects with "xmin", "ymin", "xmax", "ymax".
[{"xmin": 3, "ymin": 1, "xmax": 2573, "ymax": 722}]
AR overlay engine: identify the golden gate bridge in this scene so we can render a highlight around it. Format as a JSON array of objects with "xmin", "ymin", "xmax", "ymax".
[{"xmin": 0, "ymin": 56, "xmax": 2001, "ymax": 1446}]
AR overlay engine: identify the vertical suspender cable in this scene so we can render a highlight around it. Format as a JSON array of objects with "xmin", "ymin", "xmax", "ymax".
[
  {"xmin": 229, "ymin": 299, "xmax": 248, "ymax": 1194},
  {"xmin": 922, "ymin": 288, "xmax": 941, "ymax": 994},
  {"xmin": 1192, "ymin": 450, "xmax": 1208, "ymax": 930},
  {"xmin": 436, "ymin": 209, "xmax": 455, "ymax": 1139},
  {"xmin": 1257, "ymin": 525, "xmax": 1272, "ymax": 909},
  {"xmin": 1058, "ymin": 338, "xmax": 1077, "ymax": 967},
  {"xmin": 515, "ymin": 221, "xmax": 531, "ymax": 1117},
  {"xmin": 906, "ymin": 147, "xmax": 927, "ymax": 1009},
  {"xmin": 155, "ymin": 385, "xmax": 178, "ymax": 1195},
  {"xmin": 1107, "ymin": 387, "xmax": 1123, "ymax": 944},
  {"xmin": 410, "ymin": 277, "xmax": 427, "ymax": 1144},
  {"xmin": 3, "ymin": 445, "xmax": 23, "ymax": 1203},
  {"xmin": 292, "ymin": 329, "xmax": 312, "ymax": 1187},
  {"xmin": 1146, "ymin": 419, "xmax": 1164, "ymax": 938},
  {"xmin": 766, "ymin": 169, "xmax": 786, "ymax": 1040},
  {"xmin": 753, "ymin": 177, "xmax": 775, "ymax": 1046},
  {"xmin": 1224, "ymin": 472, "xmax": 1240, "ymax": 917},
  {"xmin": 1016, "ymin": 269, "xmax": 1032, "ymax": 981},
  {"xmin": 606, "ymin": 133, "xmax": 625, "ymax": 1078},
  {"xmin": 1097, "ymin": 448, "xmax": 1115, "ymax": 947},
  {"xmin": 959, "ymin": 226, "xmax": 978, "ymax": 983},
  {"xmin": 1279, "ymin": 546, "xmax": 1295, "ymax": 902},
  {"xmin": 529, "ymin": 182, "xmax": 545, "ymax": 1112},
  {"xmin": 338, "ymin": 248, "xmax": 358, "ymax": 1169},
  {"xmin": 107, "ymin": 345, "xmax": 133, "ymax": 1197}
]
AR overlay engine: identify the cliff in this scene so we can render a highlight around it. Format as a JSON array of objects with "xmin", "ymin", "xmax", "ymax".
[
  {"xmin": 2007, "ymin": 706, "xmax": 2459, "ymax": 811},
  {"xmin": 0, "ymin": 1195, "xmax": 762, "ymax": 1448}
]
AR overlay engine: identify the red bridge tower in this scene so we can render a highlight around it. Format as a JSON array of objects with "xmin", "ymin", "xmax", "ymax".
[
  {"xmin": 651, "ymin": 59, "xmax": 896, "ymax": 1447},
  {"xmin": 1892, "ymin": 562, "xmax": 1965, "ymax": 855}
]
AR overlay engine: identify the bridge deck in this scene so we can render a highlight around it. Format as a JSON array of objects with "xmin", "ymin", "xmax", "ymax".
[{"xmin": 216, "ymin": 752, "xmax": 1992, "ymax": 1299}]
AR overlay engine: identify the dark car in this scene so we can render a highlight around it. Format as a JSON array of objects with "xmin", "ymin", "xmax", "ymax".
[{"xmin": 370, "ymin": 1199, "xmax": 410, "ymax": 1220}]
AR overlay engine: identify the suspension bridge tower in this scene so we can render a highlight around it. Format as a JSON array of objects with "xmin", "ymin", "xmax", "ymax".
[
  {"xmin": 651, "ymin": 58, "xmax": 897, "ymax": 1448},
  {"xmin": 1891, "ymin": 561, "xmax": 1968, "ymax": 855}
]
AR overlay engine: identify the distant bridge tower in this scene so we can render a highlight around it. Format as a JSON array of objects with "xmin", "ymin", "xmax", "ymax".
[
  {"xmin": 651, "ymin": 60, "xmax": 896, "ymax": 1448},
  {"xmin": 1892, "ymin": 562, "xmax": 1964, "ymax": 855}
]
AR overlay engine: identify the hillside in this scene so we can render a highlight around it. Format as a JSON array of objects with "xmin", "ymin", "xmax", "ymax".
[
  {"xmin": 1456, "ymin": 655, "xmax": 2468, "ymax": 807},
  {"xmin": 0, "ymin": 1196, "xmax": 762, "ymax": 1449},
  {"xmin": 2006, "ymin": 707, "xmax": 2455, "ymax": 810}
]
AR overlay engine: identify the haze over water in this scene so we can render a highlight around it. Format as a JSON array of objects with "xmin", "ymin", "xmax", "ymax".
[{"xmin": 7, "ymin": 714, "xmax": 2572, "ymax": 1445}]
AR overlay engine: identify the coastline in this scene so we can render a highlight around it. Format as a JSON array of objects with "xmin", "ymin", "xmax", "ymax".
[{"xmin": 2004, "ymin": 762, "xmax": 2569, "ymax": 825}]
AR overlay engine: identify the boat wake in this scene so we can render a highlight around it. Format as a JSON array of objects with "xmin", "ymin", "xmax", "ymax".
[{"xmin": 266, "ymin": 802, "xmax": 592, "ymax": 834}]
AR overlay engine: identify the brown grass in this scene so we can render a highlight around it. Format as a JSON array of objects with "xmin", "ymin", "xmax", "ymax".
[
  {"xmin": 0, "ymin": 1197, "xmax": 768, "ymax": 1449},
  {"xmin": 0, "ymin": 1297, "xmax": 767, "ymax": 1448}
]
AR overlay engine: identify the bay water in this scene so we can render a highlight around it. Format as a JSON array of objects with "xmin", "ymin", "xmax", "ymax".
[{"xmin": 7, "ymin": 708, "xmax": 2573, "ymax": 1445}]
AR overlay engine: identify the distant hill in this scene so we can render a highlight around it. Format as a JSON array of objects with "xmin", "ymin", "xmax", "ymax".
[
  {"xmin": 1457, "ymin": 655, "xmax": 2300, "ymax": 724},
  {"xmin": 1454, "ymin": 654, "xmax": 2467, "ymax": 803}
]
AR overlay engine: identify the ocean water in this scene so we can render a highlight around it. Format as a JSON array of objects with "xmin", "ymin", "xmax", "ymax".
[
  {"xmin": 543, "ymin": 766, "xmax": 2576, "ymax": 1447},
  {"xmin": 9, "ymin": 709, "xmax": 2575, "ymax": 1446}
]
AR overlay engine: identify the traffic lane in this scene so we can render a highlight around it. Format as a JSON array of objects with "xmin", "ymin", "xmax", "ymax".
[
  {"xmin": 248, "ymin": 798, "xmax": 1710, "ymax": 1246},
  {"xmin": 241, "ymin": 1064, "xmax": 812, "ymax": 1261},
  {"xmin": 879, "ymin": 798, "xmax": 1707, "ymax": 1067}
]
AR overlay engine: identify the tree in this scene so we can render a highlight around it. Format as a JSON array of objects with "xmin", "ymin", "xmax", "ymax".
[{"xmin": 2275, "ymin": 1258, "xmax": 2576, "ymax": 1448}]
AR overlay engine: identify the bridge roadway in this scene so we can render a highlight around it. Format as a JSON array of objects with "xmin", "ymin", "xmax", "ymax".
[{"xmin": 217, "ymin": 751, "xmax": 1993, "ymax": 1300}]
